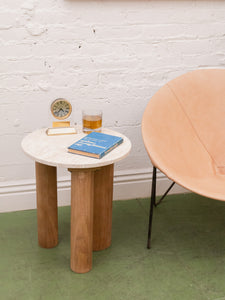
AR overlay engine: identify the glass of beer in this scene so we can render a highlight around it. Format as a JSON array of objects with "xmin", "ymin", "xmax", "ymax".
[{"xmin": 82, "ymin": 109, "xmax": 102, "ymax": 134}]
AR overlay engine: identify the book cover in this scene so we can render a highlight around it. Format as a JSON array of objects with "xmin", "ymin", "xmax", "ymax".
[{"xmin": 68, "ymin": 132, "xmax": 123, "ymax": 159}]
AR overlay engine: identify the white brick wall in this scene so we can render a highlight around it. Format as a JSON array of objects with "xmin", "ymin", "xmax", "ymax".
[{"xmin": 1, "ymin": 0, "xmax": 225, "ymax": 211}]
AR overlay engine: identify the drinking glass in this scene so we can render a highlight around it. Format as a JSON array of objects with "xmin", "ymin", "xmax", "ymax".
[{"xmin": 82, "ymin": 109, "xmax": 102, "ymax": 134}]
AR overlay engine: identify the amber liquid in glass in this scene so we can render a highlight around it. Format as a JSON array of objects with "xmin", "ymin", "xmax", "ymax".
[{"xmin": 82, "ymin": 115, "xmax": 102, "ymax": 134}]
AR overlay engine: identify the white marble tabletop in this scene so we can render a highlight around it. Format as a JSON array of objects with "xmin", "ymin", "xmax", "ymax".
[{"xmin": 21, "ymin": 127, "xmax": 132, "ymax": 169}]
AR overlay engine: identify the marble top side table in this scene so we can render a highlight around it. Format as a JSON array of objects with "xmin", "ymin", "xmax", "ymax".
[{"xmin": 21, "ymin": 128, "xmax": 131, "ymax": 273}]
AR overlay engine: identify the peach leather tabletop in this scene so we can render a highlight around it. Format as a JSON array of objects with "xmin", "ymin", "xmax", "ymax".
[{"xmin": 142, "ymin": 69, "xmax": 225, "ymax": 201}]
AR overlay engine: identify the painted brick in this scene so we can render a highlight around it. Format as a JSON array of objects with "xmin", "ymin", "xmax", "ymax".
[{"xmin": 0, "ymin": 0, "xmax": 225, "ymax": 186}]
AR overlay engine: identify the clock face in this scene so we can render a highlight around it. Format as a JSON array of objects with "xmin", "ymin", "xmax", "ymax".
[{"xmin": 51, "ymin": 98, "xmax": 72, "ymax": 120}]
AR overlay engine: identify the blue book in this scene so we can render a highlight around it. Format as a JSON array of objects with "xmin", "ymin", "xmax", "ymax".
[{"xmin": 68, "ymin": 132, "xmax": 123, "ymax": 159}]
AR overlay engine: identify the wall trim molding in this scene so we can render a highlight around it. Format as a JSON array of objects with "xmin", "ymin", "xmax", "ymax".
[{"xmin": 0, "ymin": 168, "xmax": 187, "ymax": 213}]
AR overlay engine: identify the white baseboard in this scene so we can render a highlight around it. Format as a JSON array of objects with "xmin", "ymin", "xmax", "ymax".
[{"xmin": 0, "ymin": 169, "xmax": 188, "ymax": 213}]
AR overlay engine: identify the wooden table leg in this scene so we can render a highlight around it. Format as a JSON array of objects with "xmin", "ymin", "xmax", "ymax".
[
  {"xmin": 69, "ymin": 169, "xmax": 94, "ymax": 273},
  {"xmin": 35, "ymin": 162, "xmax": 58, "ymax": 248},
  {"xmin": 93, "ymin": 164, "xmax": 114, "ymax": 251}
]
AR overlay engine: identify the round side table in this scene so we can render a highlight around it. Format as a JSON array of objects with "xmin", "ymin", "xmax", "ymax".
[{"xmin": 21, "ymin": 128, "xmax": 131, "ymax": 273}]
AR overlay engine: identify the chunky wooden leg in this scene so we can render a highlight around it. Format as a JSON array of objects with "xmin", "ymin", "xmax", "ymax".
[
  {"xmin": 35, "ymin": 162, "xmax": 58, "ymax": 248},
  {"xmin": 69, "ymin": 169, "xmax": 94, "ymax": 273},
  {"xmin": 93, "ymin": 164, "xmax": 114, "ymax": 251}
]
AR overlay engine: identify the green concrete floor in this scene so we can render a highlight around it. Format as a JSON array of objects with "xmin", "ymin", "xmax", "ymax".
[{"xmin": 1, "ymin": 193, "xmax": 225, "ymax": 300}]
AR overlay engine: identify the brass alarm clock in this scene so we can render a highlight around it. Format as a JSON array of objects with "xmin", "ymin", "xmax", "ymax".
[
  {"xmin": 46, "ymin": 98, "xmax": 76, "ymax": 135},
  {"xmin": 50, "ymin": 98, "xmax": 72, "ymax": 120}
]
